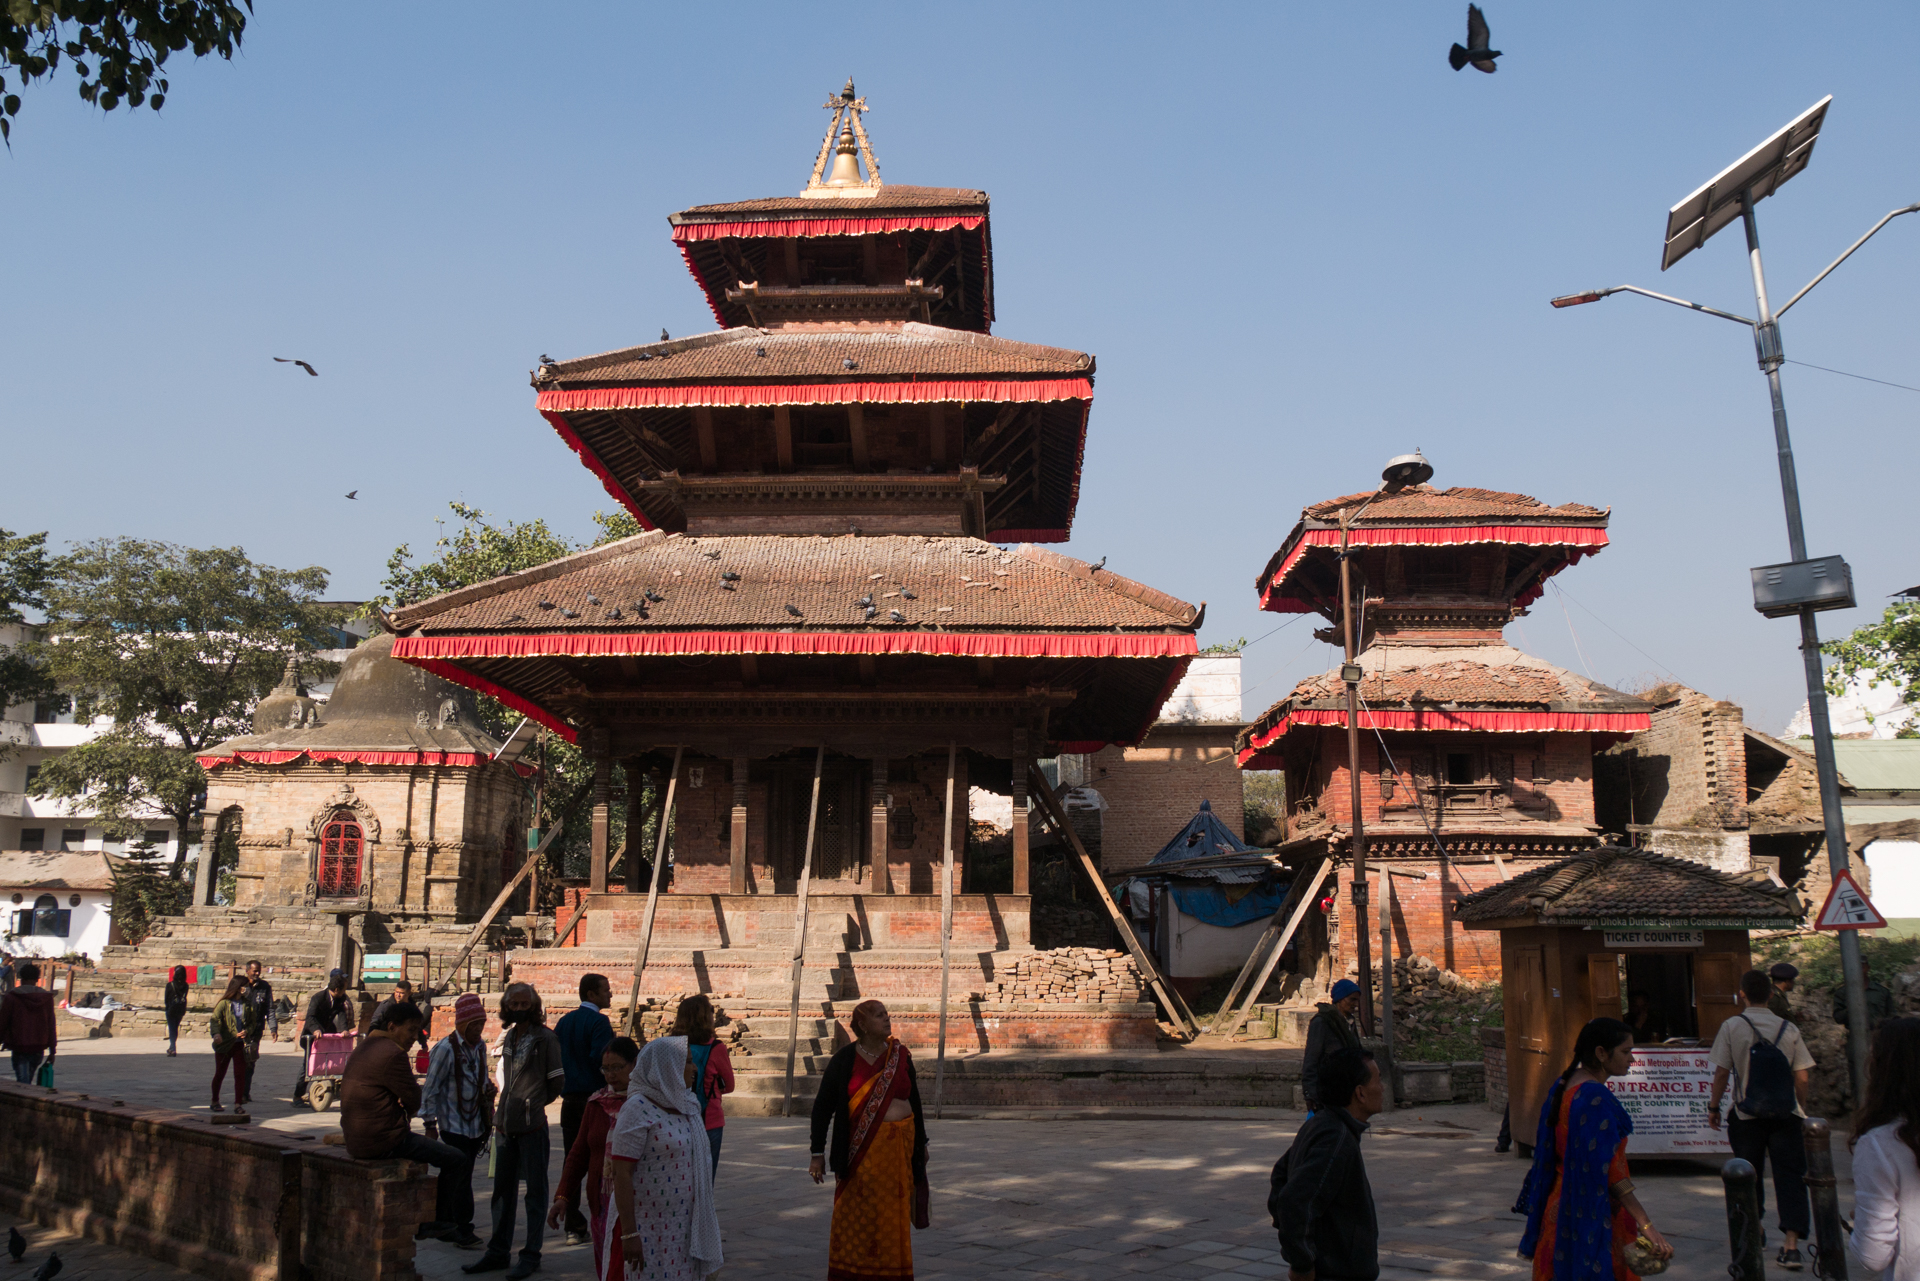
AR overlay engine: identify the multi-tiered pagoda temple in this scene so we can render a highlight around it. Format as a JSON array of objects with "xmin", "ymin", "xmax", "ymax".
[
  {"xmin": 384, "ymin": 84, "xmax": 1197, "ymax": 1056},
  {"xmin": 1236, "ymin": 482, "xmax": 1651, "ymax": 981}
]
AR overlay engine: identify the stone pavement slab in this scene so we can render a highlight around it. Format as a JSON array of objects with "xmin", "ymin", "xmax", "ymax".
[{"xmin": 44, "ymin": 1039, "xmax": 1863, "ymax": 1278}]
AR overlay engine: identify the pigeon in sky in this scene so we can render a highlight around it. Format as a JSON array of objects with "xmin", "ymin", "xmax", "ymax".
[
  {"xmin": 273, "ymin": 357, "xmax": 318, "ymax": 376},
  {"xmin": 661, "ymin": 328, "xmax": 670, "ymax": 342},
  {"xmin": 31, "ymin": 1254, "xmax": 57, "ymax": 1281},
  {"xmin": 785, "ymin": 604, "xmax": 804, "ymax": 617},
  {"xmin": 1449, "ymin": 4, "xmax": 1501, "ymax": 72},
  {"xmin": 344, "ymin": 491, "xmax": 358, "ymax": 500},
  {"xmin": 1088, "ymin": 556, "xmax": 1106, "ymax": 572},
  {"xmin": 540, "ymin": 353, "xmax": 553, "ymax": 364},
  {"xmin": 9, "ymin": 1226, "xmax": 25, "ymax": 1262}
]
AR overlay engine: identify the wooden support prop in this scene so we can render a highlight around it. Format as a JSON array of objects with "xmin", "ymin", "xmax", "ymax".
[
  {"xmin": 782, "ymin": 746, "xmax": 827, "ymax": 1118},
  {"xmin": 1024, "ymin": 765, "xmax": 1196, "ymax": 1039},
  {"xmin": 625, "ymin": 746, "xmax": 684, "ymax": 1038},
  {"xmin": 429, "ymin": 821, "xmax": 564, "ymax": 996},
  {"xmin": 550, "ymin": 840, "xmax": 625, "ymax": 950},
  {"xmin": 1213, "ymin": 856, "xmax": 1334, "ymax": 1039},
  {"xmin": 932, "ymin": 742, "xmax": 958, "ymax": 1118}
]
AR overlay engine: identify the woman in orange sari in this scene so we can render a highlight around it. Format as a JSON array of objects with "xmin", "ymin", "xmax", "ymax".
[
  {"xmin": 809, "ymin": 1000, "xmax": 929, "ymax": 1281},
  {"xmin": 1517, "ymin": 1017, "xmax": 1674, "ymax": 1280}
]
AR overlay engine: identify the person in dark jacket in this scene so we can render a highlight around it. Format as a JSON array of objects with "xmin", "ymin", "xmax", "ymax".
[
  {"xmin": 163, "ymin": 964, "xmax": 191, "ymax": 1057},
  {"xmin": 1767, "ymin": 962, "xmax": 1799, "ymax": 1025},
  {"xmin": 294, "ymin": 968, "xmax": 354, "ymax": 1107},
  {"xmin": 552, "ymin": 972, "xmax": 614, "ymax": 1244},
  {"xmin": 1302, "ymin": 979, "xmax": 1363, "ymax": 1112},
  {"xmin": 370, "ymin": 979, "xmax": 431, "ymax": 1053},
  {"xmin": 239, "ymin": 959, "xmax": 279, "ymax": 1068},
  {"xmin": 340, "ymin": 1001, "xmax": 468, "ymax": 1242},
  {"xmin": 0, "ymin": 962, "xmax": 57, "ymax": 1084},
  {"xmin": 1270, "ymin": 1047, "xmax": 1384, "ymax": 1281},
  {"xmin": 464, "ymin": 983, "xmax": 564, "ymax": 1281}
]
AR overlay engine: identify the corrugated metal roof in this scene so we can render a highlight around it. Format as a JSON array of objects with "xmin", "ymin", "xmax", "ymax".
[{"xmin": 1823, "ymin": 741, "xmax": 1920, "ymax": 793}]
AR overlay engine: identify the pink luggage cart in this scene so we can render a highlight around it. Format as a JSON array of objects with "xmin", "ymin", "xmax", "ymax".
[{"xmin": 304, "ymin": 1031, "xmax": 359, "ymax": 1112}]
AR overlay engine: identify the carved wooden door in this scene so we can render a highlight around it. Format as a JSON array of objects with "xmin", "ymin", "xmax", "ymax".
[{"xmin": 318, "ymin": 811, "xmax": 364, "ymax": 897}]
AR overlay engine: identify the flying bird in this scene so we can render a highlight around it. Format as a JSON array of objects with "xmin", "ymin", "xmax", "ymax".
[
  {"xmin": 1088, "ymin": 556, "xmax": 1105, "ymax": 572},
  {"xmin": 889, "ymin": 609, "xmax": 906, "ymax": 623},
  {"xmin": 30, "ymin": 1254, "xmax": 57, "ymax": 1281},
  {"xmin": 1449, "ymin": 4, "xmax": 1501, "ymax": 72},
  {"xmin": 344, "ymin": 491, "xmax": 358, "ymax": 500},
  {"xmin": 785, "ymin": 604, "xmax": 804, "ymax": 617},
  {"xmin": 273, "ymin": 357, "xmax": 318, "ymax": 376},
  {"xmin": 9, "ymin": 1226, "xmax": 25, "ymax": 1262}
]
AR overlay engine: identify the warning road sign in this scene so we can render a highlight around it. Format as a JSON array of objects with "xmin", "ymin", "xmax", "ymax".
[{"xmin": 1814, "ymin": 869, "xmax": 1888, "ymax": 931}]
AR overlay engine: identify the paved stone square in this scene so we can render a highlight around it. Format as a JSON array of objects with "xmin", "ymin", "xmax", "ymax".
[{"xmin": 35, "ymin": 1037, "xmax": 1862, "ymax": 1279}]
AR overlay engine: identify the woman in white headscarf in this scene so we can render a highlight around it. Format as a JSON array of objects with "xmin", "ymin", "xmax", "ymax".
[{"xmin": 608, "ymin": 1035, "xmax": 724, "ymax": 1280}]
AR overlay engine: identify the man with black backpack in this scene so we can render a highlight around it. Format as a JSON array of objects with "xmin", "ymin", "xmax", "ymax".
[
  {"xmin": 1269, "ymin": 1047, "xmax": 1383, "ymax": 1281},
  {"xmin": 1708, "ymin": 968, "xmax": 1815, "ymax": 1272}
]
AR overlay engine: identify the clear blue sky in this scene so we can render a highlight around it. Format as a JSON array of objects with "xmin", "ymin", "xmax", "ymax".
[{"xmin": 7, "ymin": 3, "xmax": 1917, "ymax": 733}]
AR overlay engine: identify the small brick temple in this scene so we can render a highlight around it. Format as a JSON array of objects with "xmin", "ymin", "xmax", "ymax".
[
  {"xmin": 382, "ymin": 84, "xmax": 1199, "ymax": 1064},
  {"xmin": 1236, "ymin": 482, "xmax": 1653, "ymax": 983}
]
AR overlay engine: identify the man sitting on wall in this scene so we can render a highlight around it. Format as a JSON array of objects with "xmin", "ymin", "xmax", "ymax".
[{"xmin": 341, "ymin": 1000, "xmax": 469, "ymax": 1243}]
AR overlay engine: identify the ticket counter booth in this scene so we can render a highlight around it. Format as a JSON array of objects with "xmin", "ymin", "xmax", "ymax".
[{"xmin": 1455, "ymin": 846, "xmax": 1804, "ymax": 1152}]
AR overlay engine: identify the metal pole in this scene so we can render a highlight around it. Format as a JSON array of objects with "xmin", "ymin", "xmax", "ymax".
[
  {"xmin": 1802, "ymin": 1117, "xmax": 1848, "ymax": 1280},
  {"xmin": 781, "ymin": 746, "xmax": 826, "ymax": 1118},
  {"xmin": 1740, "ymin": 194, "xmax": 1872, "ymax": 1102},
  {"xmin": 1340, "ymin": 507, "xmax": 1375, "ymax": 1036},
  {"xmin": 624, "ymin": 746, "xmax": 683, "ymax": 1038},
  {"xmin": 933, "ymin": 742, "xmax": 957, "ymax": 1118},
  {"xmin": 1722, "ymin": 1157, "xmax": 1766, "ymax": 1281}
]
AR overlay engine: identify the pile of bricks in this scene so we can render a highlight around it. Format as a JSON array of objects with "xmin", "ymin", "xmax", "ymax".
[{"xmin": 986, "ymin": 948, "xmax": 1143, "ymax": 1005}]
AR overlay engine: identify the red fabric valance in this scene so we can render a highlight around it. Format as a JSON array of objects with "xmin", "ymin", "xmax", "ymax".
[
  {"xmin": 671, "ymin": 214, "xmax": 985, "ymax": 243},
  {"xmin": 537, "ymin": 379, "xmax": 1092, "ymax": 413},
  {"xmin": 1259, "ymin": 525, "xmax": 1610, "ymax": 613},
  {"xmin": 1241, "ymin": 705, "xmax": 1651, "ymax": 751},
  {"xmin": 393, "ymin": 631, "xmax": 1198, "ymax": 662},
  {"xmin": 196, "ymin": 749, "xmax": 532, "ymax": 774},
  {"xmin": 540, "ymin": 412, "xmax": 655, "ymax": 531},
  {"xmin": 1236, "ymin": 747, "xmax": 1287, "ymax": 771}
]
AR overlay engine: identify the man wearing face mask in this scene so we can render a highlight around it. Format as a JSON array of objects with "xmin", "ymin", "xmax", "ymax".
[{"xmin": 464, "ymin": 983, "xmax": 564, "ymax": 1281}]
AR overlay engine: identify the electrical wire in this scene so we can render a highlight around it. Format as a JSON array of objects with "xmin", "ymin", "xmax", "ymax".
[
  {"xmin": 1358, "ymin": 692, "xmax": 1451, "ymax": 865},
  {"xmin": 1548, "ymin": 581, "xmax": 1681, "ymax": 683},
  {"xmin": 1784, "ymin": 358, "xmax": 1920, "ymax": 396},
  {"xmin": 1550, "ymin": 580, "xmax": 1597, "ymax": 679}
]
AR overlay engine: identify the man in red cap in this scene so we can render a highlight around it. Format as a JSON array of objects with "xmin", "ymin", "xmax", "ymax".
[{"xmin": 420, "ymin": 992, "xmax": 496, "ymax": 1249}]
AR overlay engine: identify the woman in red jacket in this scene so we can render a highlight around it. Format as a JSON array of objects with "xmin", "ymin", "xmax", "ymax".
[
  {"xmin": 671, "ymin": 995, "xmax": 734, "ymax": 1176},
  {"xmin": 548, "ymin": 1035, "xmax": 638, "ymax": 1280}
]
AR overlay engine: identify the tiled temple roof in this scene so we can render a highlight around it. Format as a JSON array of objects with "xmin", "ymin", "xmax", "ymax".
[
  {"xmin": 671, "ymin": 186, "xmax": 988, "ymax": 221},
  {"xmin": 1301, "ymin": 485, "xmax": 1607, "ymax": 526},
  {"xmin": 1453, "ymin": 845, "xmax": 1804, "ymax": 926}
]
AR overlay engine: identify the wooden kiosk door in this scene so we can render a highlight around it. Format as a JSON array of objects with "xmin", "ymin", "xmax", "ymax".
[
  {"xmin": 1695, "ymin": 952, "xmax": 1741, "ymax": 1044},
  {"xmin": 1588, "ymin": 953, "xmax": 1622, "ymax": 1020}
]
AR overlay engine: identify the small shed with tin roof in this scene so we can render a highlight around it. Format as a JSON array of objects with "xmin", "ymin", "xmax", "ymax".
[{"xmin": 1455, "ymin": 845, "xmax": 1803, "ymax": 1140}]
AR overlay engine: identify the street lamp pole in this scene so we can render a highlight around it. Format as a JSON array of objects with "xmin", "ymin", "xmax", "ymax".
[{"xmin": 1550, "ymin": 161, "xmax": 1920, "ymax": 1101}]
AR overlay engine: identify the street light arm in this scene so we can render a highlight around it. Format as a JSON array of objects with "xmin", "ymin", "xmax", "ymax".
[
  {"xmin": 1774, "ymin": 202, "xmax": 1920, "ymax": 318},
  {"xmin": 1551, "ymin": 284, "xmax": 1755, "ymax": 327}
]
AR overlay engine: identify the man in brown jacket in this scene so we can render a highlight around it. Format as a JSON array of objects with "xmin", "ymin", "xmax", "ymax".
[
  {"xmin": 340, "ymin": 1001, "xmax": 469, "ymax": 1241},
  {"xmin": 0, "ymin": 962, "xmax": 58, "ymax": 1084}
]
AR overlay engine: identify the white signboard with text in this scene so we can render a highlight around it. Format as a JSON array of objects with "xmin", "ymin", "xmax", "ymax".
[
  {"xmin": 1601, "ymin": 930, "xmax": 1704, "ymax": 949},
  {"xmin": 1608, "ymin": 1046, "xmax": 1732, "ymax": 1156}
]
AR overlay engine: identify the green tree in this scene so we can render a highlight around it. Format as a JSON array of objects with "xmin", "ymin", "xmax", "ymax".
[
  {"xmin": 0, "ymin": 529, "xmax": 63, "ymax": 746},
  {"xmin": 1823, "ymin": 600, "xmax": 1920, "ymax": 738},
  {"xmin": 29, "ymin": 539, "xmax": 342, "ymax": 878},
  {"xmin": 1, "ymin": 0, "xmax": 249, "ymax": 144}
]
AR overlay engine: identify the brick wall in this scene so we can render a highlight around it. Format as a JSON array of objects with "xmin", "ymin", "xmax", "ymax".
[
  {"xmin": 1323, "ymin": 856, "xmax": 1572, "ymax": 982},
  {"xmin": 1294, "ymin": 729, "xmax": 1597, "ymax": 829},
  {"xmin": 0, "ymin": 1080, "xmax": 435, "ymax": 1281},
  {"xmin": 1598, "ymin": 686, "xmax": 1749, "ymax": 832},
  {"xmin": 1090, "ymin": 725, "xmax": 1245, "ymax": 872},
  {"xmin": 1482, "ymin": 1025, "xmax": 1507, "ymax": 1113}
]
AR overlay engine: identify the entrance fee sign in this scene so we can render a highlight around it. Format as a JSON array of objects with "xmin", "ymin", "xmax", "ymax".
[{"xmin": 1607, "ymin": 1046, "xmax": 1732, "ymax": 1156}]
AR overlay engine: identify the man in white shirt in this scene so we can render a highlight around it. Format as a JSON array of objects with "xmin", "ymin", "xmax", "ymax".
[{"xmin": 1708, "ymin": 968, "xmax": 1816, "ymax": 1272}]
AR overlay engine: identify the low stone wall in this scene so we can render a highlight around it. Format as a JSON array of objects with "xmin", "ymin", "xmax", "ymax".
[
  {"xmin": 0, "ymin": 1080, "xmax": 435, "ymax": 1281},
  {"xmin": 933, "ymin": 1053, "xmax": 1302, "ymax": 1109},
  {"xmin": 985, "ymin": 948, "xmax": 1142, "ymax": 1004}
]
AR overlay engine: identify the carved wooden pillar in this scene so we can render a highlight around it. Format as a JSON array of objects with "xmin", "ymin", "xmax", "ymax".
[
  {"xmin": 1011, "ymin": 729, "xmax": 1030, "ymax": 895},
  {"xmin": 588, "ymin": 732, "xmax": 611, "ymax": 895},
  {"xmin": 869, "ymin": 758, "xmax": 891, "ymax": 894},
  {"xmin": 192, "ymin": 810, "xmax": 220, "ymax": 908},
  {"xmin": 730, "ymin": 757, "xmax": 750, "ymax": 895}
]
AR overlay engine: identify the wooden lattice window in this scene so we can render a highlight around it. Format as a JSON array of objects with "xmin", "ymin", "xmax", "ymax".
[{"xmin": 318, "ymin": 811, "xmax": 364, "ymax": 897}]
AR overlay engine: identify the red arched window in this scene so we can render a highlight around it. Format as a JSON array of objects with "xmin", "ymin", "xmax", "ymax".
[{"xmin": 318, "ymin": 811, "xmax": 364, "ymax": 897}]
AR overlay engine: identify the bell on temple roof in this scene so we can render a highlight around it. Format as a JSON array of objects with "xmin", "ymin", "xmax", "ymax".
[{"xmin": 825, "ymin": 121, "xmax": 864, "ymax": 186}]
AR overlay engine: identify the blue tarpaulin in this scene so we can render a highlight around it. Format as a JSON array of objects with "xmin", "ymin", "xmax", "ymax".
[{"xmin": 1145, "ymin": 801, "xmax": 1289, "ymax": 928}]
